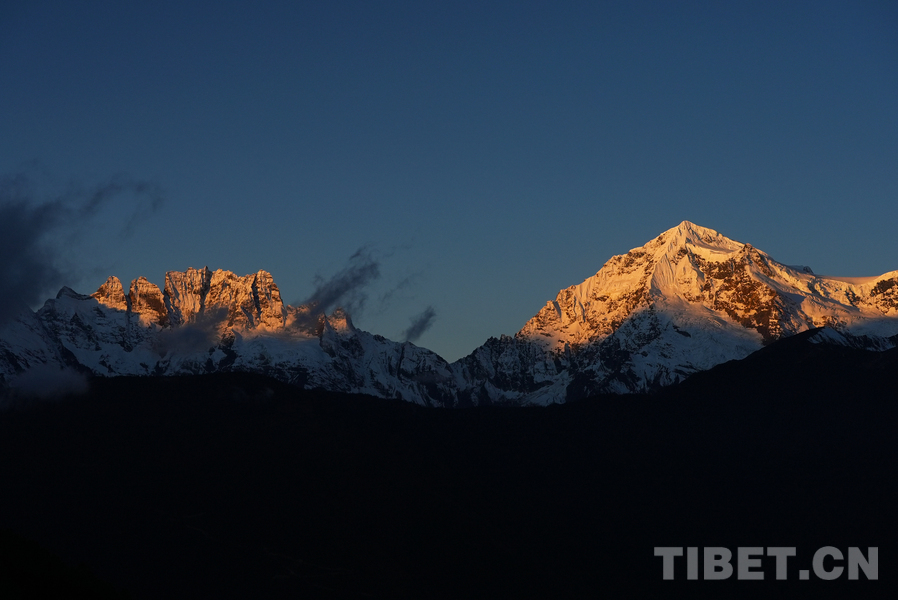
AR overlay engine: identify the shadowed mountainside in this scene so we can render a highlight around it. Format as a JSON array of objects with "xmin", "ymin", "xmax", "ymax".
[{"xmin": 0, "ymin": 334, "xmax": 895, "ymax": 598}]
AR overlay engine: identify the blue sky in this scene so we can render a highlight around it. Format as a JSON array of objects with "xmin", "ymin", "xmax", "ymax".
[{"xmin": 2, "ymin": 0, "xmax": 896, "ymax": 361}]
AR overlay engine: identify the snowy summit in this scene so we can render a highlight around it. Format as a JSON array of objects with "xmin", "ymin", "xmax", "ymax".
[{"xmin": 2, "ymin": 222, "xmax": 897, "ymax": 405}]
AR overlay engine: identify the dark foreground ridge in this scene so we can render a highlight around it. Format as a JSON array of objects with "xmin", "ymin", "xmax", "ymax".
[{"xmin": 0, "ymin": 336, "xmax": 896, "ymax": 599}]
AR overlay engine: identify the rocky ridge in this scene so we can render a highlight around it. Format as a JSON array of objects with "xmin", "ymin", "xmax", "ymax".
[{"xmin": 2, "ymin": 222, "xmax": 897, "ymax": 405}]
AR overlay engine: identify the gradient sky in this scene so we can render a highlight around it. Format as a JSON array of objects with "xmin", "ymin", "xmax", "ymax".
[{"xmin": 2, "ymin": 0, "xmax": 897, "ymax": 361}]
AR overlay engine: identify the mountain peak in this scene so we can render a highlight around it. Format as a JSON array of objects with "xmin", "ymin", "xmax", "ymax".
[
  {"xmin": 652, "ymin": 221, "xmax": 744, "ymax": 261},
  {"xmin": 516, "ymin": 221, "xmax": 898, "ymax": 387},
  {"xmin": 129, "ymin": 277, "xmax": 168, "ymax": 327},
  {"xmin": 671, "ymin": 219, "xmax": 717, "ymax": 236},
  {"xmin": 164, "ymin": 267, "xmax": 212, "ymax": 326},
  {"xmin": 666, "ymin": 220, "xmax": 721, "ymax": 242},
  {"xmin": 91, "ymin": 276, "xmax": 129, "ymax": 311},
  {"xmin": 55, "ymin": 287, "xmax": 90, "ymax": 301},
  {"xmin": 323, "ymin": 308, "xmax": 356, "ymax": 334}
]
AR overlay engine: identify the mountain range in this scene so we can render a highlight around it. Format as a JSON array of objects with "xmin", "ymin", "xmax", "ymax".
[{"xmin": 3, "ymin": 221, "xmax": 897, "ymax": 405}]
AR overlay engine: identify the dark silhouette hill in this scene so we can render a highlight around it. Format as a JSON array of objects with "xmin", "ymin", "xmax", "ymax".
[{"xmin": 0, "ymin": 334, "xmax": 894, "ymax": 598}]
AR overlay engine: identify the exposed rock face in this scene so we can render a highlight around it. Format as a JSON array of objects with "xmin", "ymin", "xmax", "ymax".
[
  {"xmin": 160, "ymin": 267, "xmax": 288, "ymax": 330},
  {"xmin": 864, "ymin": 278, "xmax": 898, "ymax": 315},
  {"xmin": 91, "ymin": 276, "xmax": 129, "ymax": 311},
  {"xmin": 129, "ymin": 277, "xmax": 168, "ymax": 327},
  {"xmin": 2, "ymin": 223, "xmax": 898, "ymax": 405},
  {"xmin": 163, "ymin": 267, "xmax": 211, "ymax": 326},
  {"xmin": 252, "ymin": 270, "xmax": 288, "ymax": 329}
]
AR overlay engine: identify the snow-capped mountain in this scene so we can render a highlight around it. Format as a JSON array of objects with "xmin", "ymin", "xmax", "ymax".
[
  {"xmin": 0, "ymin": 267, "xmax": 458, "ymax": 406},
  {"xmin": 455, "ymin": 221, "xmax": 898, "ymax": 404},
  {"xmin": 2, "ymin": 221, "xmax": 897, "ymax": 406}
]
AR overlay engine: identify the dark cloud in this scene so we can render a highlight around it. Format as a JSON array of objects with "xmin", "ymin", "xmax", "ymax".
[
  {"xmin": 403, "ymin": 306, "xmax": 437, "ymax": 343},
  {"xmin": 0, "ymin": 171, "xmax": 165, "ymax": 326},
  {"xmin": 296, "ymin": 247, "xmax": 381, "ymax": 323},
  {"xmin": 0, "ymin": 194, "xmax": 64, "ymax": 325}
]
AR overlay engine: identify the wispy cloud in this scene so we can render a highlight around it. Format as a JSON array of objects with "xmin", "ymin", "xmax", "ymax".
[
  {"xmin": 374, "ymin": 272, "xmax": 421, "ymax": 314},
  {"xmin": 298, "ymin": 246, "xmax": 381, "ymax": 318},
  {"xmin": 403, "ymin": 306, "xmax": 437, "ymax": 343}
]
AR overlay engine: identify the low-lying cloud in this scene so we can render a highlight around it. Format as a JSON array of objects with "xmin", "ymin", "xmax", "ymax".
[
  {"xmin": 5, "ymin": 363, "xmax": 90, "ymax": 403},
  {"xmin": 154, "ymin": 308, "xmax": 228, "ymax": 357}
]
